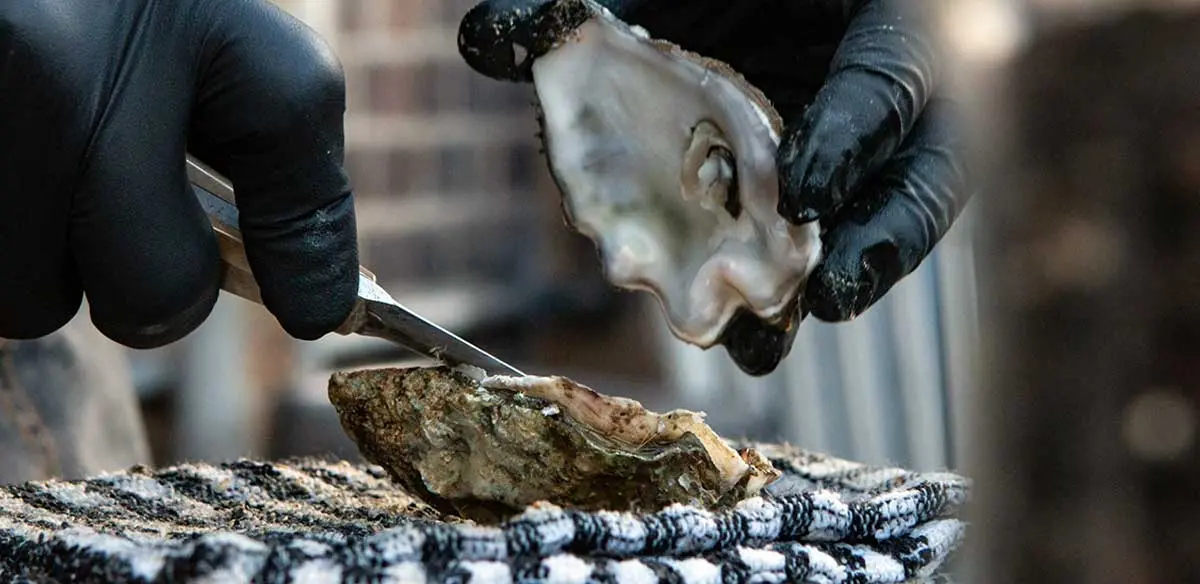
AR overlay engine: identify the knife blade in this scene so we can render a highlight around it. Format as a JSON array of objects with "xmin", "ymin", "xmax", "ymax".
[{"xmin": 186, "ymin": 155, "xmax": 525, "ymax": 377}]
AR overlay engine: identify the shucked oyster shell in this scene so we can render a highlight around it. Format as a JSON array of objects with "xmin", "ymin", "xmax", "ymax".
[
  {"xmin": 496, "ymin": 0, "xmax": 823, "ymax": 374},
  {"xmin": 327, "ymin": 366, "xmax": 780, "ymax": 523}
]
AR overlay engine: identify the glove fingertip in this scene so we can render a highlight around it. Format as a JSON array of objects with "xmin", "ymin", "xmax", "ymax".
[
  {"xmin": 803, "ymin": 240, "xmax": 902, "ymax": 323},
  {"xmin": 249, "ymin": 195, "xmax": 360, "ymax": 342},
  {"xmin": 719, "ymin": 308, "xmax": 800, "ymax": 376},
  {"xmin": 457, "ymin": 0, "xmax": 592, "ymax": 82},
  {"xmin": 804, "ymin": 270, "xmax": 859, "ymax": 322},
  {"xmin": 269, "ymin": 254, "xmax": 358, "ymax": 342},
  {"xmin": 457, "ymin": 2, "xmax": 522, "ymax": 81},
  {"xmin": 775, "ymin": 117, "xmax": 844, "ymax": 225},
  {"xmin": 92, "ymin": 281, "xmax": 220, "ymax": 350},
  {"xmin": 0, "ymin": 292, "xmax": 84, "ymax": 342},
  {"xmin": 273, "ymin": 269, "xmax": 357, "ymax": 341}
]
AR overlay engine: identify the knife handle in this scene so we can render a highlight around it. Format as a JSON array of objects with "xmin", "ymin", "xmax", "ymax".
[{"xmin": 185, "ymin": 155, "xmax": 378, "ymax": 306}]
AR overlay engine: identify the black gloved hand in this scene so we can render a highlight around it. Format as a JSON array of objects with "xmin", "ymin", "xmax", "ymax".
[
  {"xmin": 457, "ymin": 0, "xmax": 970, "ymax": 327},
  {"xmin": 0, "ymin": 0, "xmax": 359, "ymax": 348}
]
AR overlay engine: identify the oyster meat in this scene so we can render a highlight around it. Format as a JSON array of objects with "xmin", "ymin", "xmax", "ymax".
[
  {"xmin": 528, "ymin": 0, "xmax": 822, "ymax": 366},
  {"xmin": 327, "ymin": 365, "xmax": 780, "ymax": 523}
]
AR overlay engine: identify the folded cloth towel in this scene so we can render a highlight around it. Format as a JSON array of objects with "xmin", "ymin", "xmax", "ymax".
[{"xmin": 0, "ymin": 441, "xmax": 969, "ymax": 583}]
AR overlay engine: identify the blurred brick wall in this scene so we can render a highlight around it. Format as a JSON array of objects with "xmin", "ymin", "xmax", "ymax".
[{"xmin": 335, "ymin": 0, "xmax": 547, "ymax": 286}]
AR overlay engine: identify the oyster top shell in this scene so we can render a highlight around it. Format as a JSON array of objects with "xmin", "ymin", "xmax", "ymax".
[
  {"xmin": 530, "ymin": 0, "xmax": 822, "ymax": 349},
  {"xmin": 327, "ymin": 366, "xmax": 780, "ymax": 523}
]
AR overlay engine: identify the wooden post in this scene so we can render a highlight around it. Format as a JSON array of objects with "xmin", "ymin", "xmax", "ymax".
[{"xmin": 968, "ymin": 4, "xmax": 1200, "ymax": 582}]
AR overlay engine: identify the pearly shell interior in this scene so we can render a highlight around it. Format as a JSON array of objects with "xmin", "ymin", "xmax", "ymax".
[{"xmin": 531, "ymin": 1, "xmax": 822, "ymax": 349}]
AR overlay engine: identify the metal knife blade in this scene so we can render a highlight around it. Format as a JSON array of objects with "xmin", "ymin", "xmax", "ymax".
[{"xmin": 186, "ymin": 156, "xmax": 525, "ymax": 377}]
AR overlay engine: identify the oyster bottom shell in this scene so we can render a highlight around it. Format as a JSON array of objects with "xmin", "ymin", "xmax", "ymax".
[
  {"xmin": 529, "ymin": 0, "xmax": 822, "ymax": 359},
  {"xmin": 327, "ymin": 366, "xmax": 779, "ymax": 523}
]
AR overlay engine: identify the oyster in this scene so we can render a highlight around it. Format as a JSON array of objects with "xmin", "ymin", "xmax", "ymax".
[
  {"xmin": 327, "ymin": 365, "xmax": 780, "ymax": 523},
  {"xmin": 521, "ymin": 0, "xmax": 822, "ymax": 373}
]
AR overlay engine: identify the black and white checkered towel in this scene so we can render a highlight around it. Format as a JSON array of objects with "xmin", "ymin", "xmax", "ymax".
[{"xmin": 0, "ymin": 442, "xmax": 969, "ymax": 583}]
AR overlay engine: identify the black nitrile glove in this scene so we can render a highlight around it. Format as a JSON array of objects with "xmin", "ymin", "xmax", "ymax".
[
  {"xmin": 0, "ymin": 0, "xmax": 359, "ymax": 348},
  {"xmin": 458, "ymin": 0, "xmax": 971, "ymax": 329}
]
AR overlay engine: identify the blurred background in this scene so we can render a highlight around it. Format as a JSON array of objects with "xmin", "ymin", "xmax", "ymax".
[{"xmin": 94, "ymin": 0, "xmax": 983, "ymax": 477}]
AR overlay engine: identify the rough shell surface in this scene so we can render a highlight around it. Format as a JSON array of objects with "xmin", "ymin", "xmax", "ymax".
[
  {"xmin": 530, "ymin": 0, "xmax": 822, "ymax": 349},
  {"xmin": 327, "ymin": 366, "xmax": 779, "ymax": 523}
]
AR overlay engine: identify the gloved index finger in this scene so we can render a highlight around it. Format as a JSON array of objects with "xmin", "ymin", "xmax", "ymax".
[
  {"xmin": 186, "ymin": 0, "xmax": 360, "ymax": 341},
  {"xmin": 776, "ymin": 0, "xmax": 941, "ymax": 224}
]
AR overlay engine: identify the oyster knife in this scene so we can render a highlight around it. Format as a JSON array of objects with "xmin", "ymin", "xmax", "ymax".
[{"xmin": 186, "ymin": 155, "xmax": 524, "ymax": 377}]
